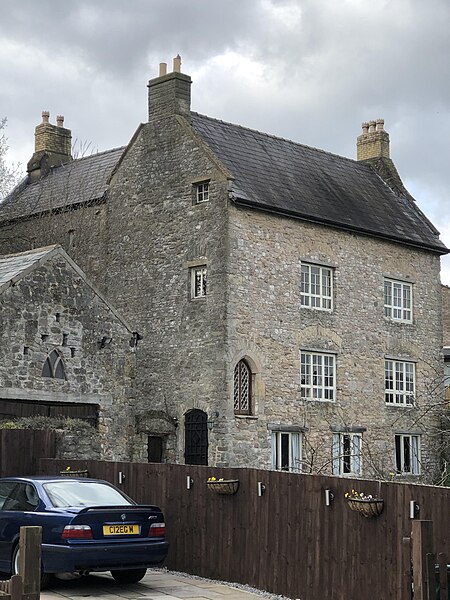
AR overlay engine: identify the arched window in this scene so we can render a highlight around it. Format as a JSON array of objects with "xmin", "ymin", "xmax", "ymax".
[
  {"xmin": 42, "ymin": 350, "xmax": 66, "ymax": 380},
  {"xmin": 234, "ymin": 360, "xmax": 251, "ymax": 415}
]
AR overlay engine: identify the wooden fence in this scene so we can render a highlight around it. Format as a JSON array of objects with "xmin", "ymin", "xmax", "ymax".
[
  {"xmin": 40, "ymin": 459, "xmax": 450, "ymax": 600},
  {"xmin": 0, "ymin": 527, "xmax": 41, "ymax": 600},
  {"xmin": 0, "ymin": 430, "xmax": 55, "ymax": 477}
]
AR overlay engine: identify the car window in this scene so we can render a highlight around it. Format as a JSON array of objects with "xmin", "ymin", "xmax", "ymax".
[
  {"xmin": 2, "ymin": 483, "xmax": 40, "ymax": 511},
  {"xmin": 43, "ymin": 481, "xmax": 133, "ymax": 508},
  {"xmin": 0, "ymin": 482, "xmax": 19, "ymax": 510}
]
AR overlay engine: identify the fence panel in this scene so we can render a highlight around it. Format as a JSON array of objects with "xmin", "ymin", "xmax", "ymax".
[{"xmin": 39, "ymin": 459, "xmax": 450, "ymax": 600}]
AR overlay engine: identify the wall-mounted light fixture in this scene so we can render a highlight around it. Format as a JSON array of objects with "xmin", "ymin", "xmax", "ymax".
[
  {"xmin": 207, "ymin": 410, "xmax": 220, "ymax": 430},
  {"xmin": 325, "ymin": 489, "xmax": 335, "ymax": 507},
  {"xmin": 257, "ymin": 482, "xmax": 266, "ymax": 497},
  {"xmin": 98, "ymin": 336, "xmax": 112, "ymax": 349},
  {"xmin": 409, "ymin": 500, "xmax": 420, "ymax": 519},
  {"xmin": 118, "ymin": 471, "xmax": 126, "ymax": 485},
  {"xmin": 130, "ymin": 331, "xmax": 143, "ymax": 348},
  {"xmin": 186, "ymin": 476, "xmax": 193, "ymax": 490}
]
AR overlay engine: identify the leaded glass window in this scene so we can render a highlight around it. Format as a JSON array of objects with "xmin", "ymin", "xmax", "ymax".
[
  {"xmin": 234, "ymin": 360, "xmax": 251, "ymax": 415},
  {"xmin": 42, "ymin": 350, "xmax": 66, "ymax": 380}
]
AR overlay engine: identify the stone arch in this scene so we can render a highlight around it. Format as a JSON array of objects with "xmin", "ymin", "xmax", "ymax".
[{"xmin": 230, "ymin": 350, "xmax": 264, "ymax": 417}]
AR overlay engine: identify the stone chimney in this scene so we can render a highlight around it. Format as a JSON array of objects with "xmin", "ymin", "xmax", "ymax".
[
  {"xmin": 147, "ymin": 55, "xmax": 192, "ymax": 122},
  {"xmin": 27, "ymin": 111, "xmax": 72, "ymax": 182},
  {"xmin": 357, "ymin": 118, "xmax": 390, "ymax": 161},
  {"xmin": 356, "ymin": 118, "xmax": 410, "ymax": 199}
]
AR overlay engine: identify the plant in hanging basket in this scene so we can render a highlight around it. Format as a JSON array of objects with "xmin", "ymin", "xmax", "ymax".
[
  {"xmin": 59, "ymin": 467, "xmax": 89, "ymax": 478},
  {"xmin": 207, "ymin": 477, "xmax": 239, "ymax": 495},
  {"xmin": 345, "ymin": 490, "xmax": 384, "ymax": 518}
]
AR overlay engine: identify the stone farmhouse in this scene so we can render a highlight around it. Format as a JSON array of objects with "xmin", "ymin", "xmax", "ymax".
[
  {"xmin": 0, "ymin": 57, "xmax": 447, "ymax": 482},
  {"xmin": 0, "ymin": 245, "xmax": 136, "ymax": 459}
]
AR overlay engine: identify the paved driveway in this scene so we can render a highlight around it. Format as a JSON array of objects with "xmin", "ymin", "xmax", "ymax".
[{"xmin": 42, "ymin": 569, "xmax": 267, "ymax": 600}]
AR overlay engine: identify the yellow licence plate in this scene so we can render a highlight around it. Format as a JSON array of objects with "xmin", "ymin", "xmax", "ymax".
[{"xmin": 103, "ymin": 524, "xmax": 140, "ymax": 536}]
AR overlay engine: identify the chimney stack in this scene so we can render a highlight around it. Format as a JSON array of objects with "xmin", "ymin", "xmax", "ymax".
[
  {"xmin": 357, "ymin": 118, "xmax": 390, "ymax": 161},
  {"xmin": 27, "ymin": 111, "xmax": 72, "ymax": 182},
  {"xmin": 148, "ymin": 55, "xmax": 191, "ymax": 122}
]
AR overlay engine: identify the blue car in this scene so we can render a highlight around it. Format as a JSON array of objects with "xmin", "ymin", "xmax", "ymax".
[{"xmin": 0, "ymin": 476, "xmax": 168, "ymax": 587}]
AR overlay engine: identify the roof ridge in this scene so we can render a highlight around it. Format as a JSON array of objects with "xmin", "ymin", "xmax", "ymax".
[
  {"xmin": 190, "ymin": 111, "xmax": 364, "ymax": 168},
  {"xmin": 0, "ymin": 244, "xmax": 58, "ymax": 260}
]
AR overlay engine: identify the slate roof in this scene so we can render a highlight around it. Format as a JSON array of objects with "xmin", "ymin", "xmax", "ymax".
[
  {"xmin": 0, "ymin": 147, "xmax": 124, "ymax": 223},
  {"xmin": 191, "ymin": 113, "xmax": 447, "ymax": 253},
  {"xmin": 0, "ymin": 246, "xmax": 57, "ymax": 292}
]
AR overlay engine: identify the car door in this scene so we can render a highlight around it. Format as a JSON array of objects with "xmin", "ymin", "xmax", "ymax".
[{"xmin": 0, "ymin": 481, "xmax": 40, "ymax": 572}]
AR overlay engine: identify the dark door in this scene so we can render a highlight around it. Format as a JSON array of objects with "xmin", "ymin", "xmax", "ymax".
[{"xmin": 184, "ymin": 409, "xmax": 208, "ymax": 465}]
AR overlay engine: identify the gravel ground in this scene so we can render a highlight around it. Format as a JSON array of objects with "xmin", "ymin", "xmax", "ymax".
[{"xmin": 153, "ymin": 567, "xmax": 294, "ymax": 600}]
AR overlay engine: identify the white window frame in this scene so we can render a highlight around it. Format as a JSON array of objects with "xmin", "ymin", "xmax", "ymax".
[
  {"xmin": 332, "ymin": 433, "xmax": 362, "ymax": 475},
  {"xmin": 384, "ymin": 279, "xmax": 412, "ymax": 322},
  {"xmin": 190, "ymin": 266, "xmax": 207, "ymax": 299},
  {"xmin": 300, "ymin": 351, "xmax": 335, "ymax": 401},
  {"xmin": 271, "ymin": 431, "xmax": 302, "ymax": 473},
  {"xmin": 395, "ymin": 434, "xmax": 420, "ymax": 475},
  {"xmin": 385, "ymin": 359, "xmax": 415, "ymax": 406},
  {"xmin": 301, "ymin": 263, "xmax": 333, "ymax": 311},
  {"xmin": 195, "ymin": 182, "xmax": 209, "ymax": 204}
]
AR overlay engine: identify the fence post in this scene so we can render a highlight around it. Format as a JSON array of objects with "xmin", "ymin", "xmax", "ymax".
[
  {"xmin": 9, "ymin": 575, "xmax": 22, "ymax": 600},
  {"xmin": 437, "ymin": 553, "xmax": 448, "ymax": 600},
  {"xmin": 18, "ymin": 526, "xmax": 41, "ymax": 600},
  {"xmin": 412, "ymin": 520, "xmax": 435, "ymax": 600}
]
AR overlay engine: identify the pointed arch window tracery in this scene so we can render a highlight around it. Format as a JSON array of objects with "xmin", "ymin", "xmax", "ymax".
[
  {"xmin": 234, "ymin": 360, "xmax": 252, "ymax": 415},
  {"xmin": 42, "ymin": 350, "xmax": 66, "ymax": 380}
]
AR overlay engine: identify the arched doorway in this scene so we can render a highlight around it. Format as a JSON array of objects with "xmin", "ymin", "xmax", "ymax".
[{"xmin": 184, "ymin": 409, "xmax": 208, "ymax": 465}]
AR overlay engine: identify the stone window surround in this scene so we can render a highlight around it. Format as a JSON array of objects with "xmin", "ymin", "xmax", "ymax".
[
  {"xmin": 300, "ymin": 261, "xmax": 333, "ymax": 312},
  {"xmin": 384, "ymin": 278, "xmax": 413, "ymax": 323},
  {"xmin": 231, "ymin": 352, "xmax": 263, "ymax": 418},
  {"xmin": 234, "ymin": 359, "xmax": 252, "ymax": 415}
]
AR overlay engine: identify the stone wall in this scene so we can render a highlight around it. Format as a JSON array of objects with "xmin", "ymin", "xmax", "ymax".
[
  {"xmin": 0, "ymin": 252, "xmax": 136, "ymax": 460},
  {"xmin": 225, "ymin": 205, "xmax": 444, "ymax": 482}
]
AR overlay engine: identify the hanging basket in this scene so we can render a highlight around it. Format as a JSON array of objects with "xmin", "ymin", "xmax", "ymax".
[
  {"xmin": 347, "ymin": 497, "xmax": 384, "ymax": 518},
  {"xmin": 206, "ymin": 480, "xmax": 239, "ymax": 495},
  {"xmin": 59, "ymin": 469, "xmax": 89, "ymax": 478}
]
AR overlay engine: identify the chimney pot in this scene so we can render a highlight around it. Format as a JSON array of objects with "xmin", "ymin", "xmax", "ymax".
[
  {"xmin": 159, "ymin": 62, "xmax": 167, "ymax": 77},
  {"xmin": 376, "ymin": 118, "xmax": 385, "ymax": 131},
  {"xmin": 362, "ymin": 122, "xmax": 369, "ymax": 135},
  {"xmin": 42, "ymin": 111, "xmax": 50, "ymax": 124},
  {"xmin": 368, "ymin": 120, "xmax": 376, "ymax": 133},
  {"xmin": 173, "ymin": 54, "xmax": 181, "ymax": 73},
  {"xmin": 56, "ymin": 115, "xmax": 64, "ymax": 127}
]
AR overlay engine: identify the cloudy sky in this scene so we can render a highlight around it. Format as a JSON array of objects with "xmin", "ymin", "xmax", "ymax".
[{"xmin": 1, "ymin": 0, "xmax": 449, "ymax": 280}]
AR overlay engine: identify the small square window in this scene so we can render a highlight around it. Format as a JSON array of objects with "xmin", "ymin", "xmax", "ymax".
[
  {"xmin": 195, "ymin": 182, "xmax": 209, "ymax": 204},
  {"xmin": 191, "ymin": 266, "xmax": 207, "ymax": 299}
]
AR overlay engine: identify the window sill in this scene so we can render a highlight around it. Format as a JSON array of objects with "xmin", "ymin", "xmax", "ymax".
[
  {"xmin": 385, "ymin": 403, "xmax": 415, "ymax": 409},
  {"xmin": 384, "ymin": 317, "xmax": 414, "ymax": 326},
  {"xmin": 235, "ymin": 415, "xmax": 258, "ymax": 420}
]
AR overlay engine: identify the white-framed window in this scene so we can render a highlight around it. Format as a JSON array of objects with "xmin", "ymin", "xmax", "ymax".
[
  {"xmin": 271, "ymin": 431, "xmax": 302, "ymax": 472},
  {"xmin": 300, "ymin": 263, "xmax": 333, "ymax": 311},
  {"xmin": 300, "ymin": 351, "xmax": 335, "ymax": 401},
  {"xmin": 395, "ymin": 434, "xmax": 420, "ymax": 475},
  {"xmin": 190, "ymin": 266, "xmax": 207, "ymax": 299},
  {"xmin": 385, "ymin": 359, "xmax": 415, "ymax": 406},
  {"xmin": 332, "ymin": 433, "xmax": 362, "ymax": 475},
  {"xmin": 195, "ymin": 182, "xmax": 209, "ymax": 204},
  {"xmin": 384, "ymin": 279, "xmax": 412, "ymax": 322}
]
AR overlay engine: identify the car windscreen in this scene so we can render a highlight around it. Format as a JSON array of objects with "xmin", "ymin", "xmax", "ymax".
[{"xmin": 43, "ymin": 481, "xmax": 133, "ymax": 508}]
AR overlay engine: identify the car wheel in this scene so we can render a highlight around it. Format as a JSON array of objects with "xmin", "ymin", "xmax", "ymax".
[
  {"xmin": 12, "ymin": 545, "xmax": 51, "ymax": 590},
  {"xmin": 110, "ymin": 568, "xmax": 147, "ymax": 584}
]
